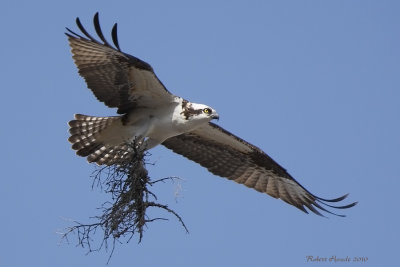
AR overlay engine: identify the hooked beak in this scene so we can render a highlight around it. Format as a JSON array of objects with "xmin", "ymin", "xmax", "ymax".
[{"xmin": 211, "ymin": 113, "xmax": 220, "ymax": 121}]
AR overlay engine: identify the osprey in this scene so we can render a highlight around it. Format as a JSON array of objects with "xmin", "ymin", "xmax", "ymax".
[{"xmin": 66, "ymin": 13, "xmax": 356, "ymax": 216}]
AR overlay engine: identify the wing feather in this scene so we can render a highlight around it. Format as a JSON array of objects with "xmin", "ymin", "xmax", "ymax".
[
  {"xmin": 162, "ymin": 122, "xmax": 357, "ymax": 216},
  {"xmin": 66, "ymin": 13, "xmax": 174, "ymax": 114}
]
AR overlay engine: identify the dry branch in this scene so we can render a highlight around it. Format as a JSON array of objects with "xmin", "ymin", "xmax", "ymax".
[{"xmin": 61, "ymin": 142, "xmax": 188, "ymax": 260}]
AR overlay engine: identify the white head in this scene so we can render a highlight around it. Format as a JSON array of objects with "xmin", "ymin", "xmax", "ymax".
[{"xmin": 181, "ymin": 100, "xmax": 219, "ymax": 123}]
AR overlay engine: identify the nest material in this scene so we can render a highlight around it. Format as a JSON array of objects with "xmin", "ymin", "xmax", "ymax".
[{"xmin": 61, "ymin": 142, "xmax": 187, "ymax": 260}]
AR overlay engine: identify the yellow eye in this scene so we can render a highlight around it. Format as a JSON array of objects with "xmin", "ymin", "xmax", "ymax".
[{"xmin": 203, "ymin": 108, "xmax": 212, "ymax": 114}]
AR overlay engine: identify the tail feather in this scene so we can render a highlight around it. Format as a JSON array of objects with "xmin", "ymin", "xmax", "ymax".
[
  {"xmin": 68, "ymin": 114, "xmax": 130, "ymax": 165},
  {"xmin": 87, "ymin": 143, "xmax": 132, "ymax": 165}
]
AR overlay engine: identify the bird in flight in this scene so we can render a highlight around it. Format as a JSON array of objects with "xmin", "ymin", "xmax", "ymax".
[{"xmin": 66, "ymin": 13, "xmax": 356, "ymax": 217}]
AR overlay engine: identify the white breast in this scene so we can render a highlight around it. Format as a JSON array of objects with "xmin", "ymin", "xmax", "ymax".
[{"xmin": 124, "ymin": 97, "xmax": 209, "ymax": 149}]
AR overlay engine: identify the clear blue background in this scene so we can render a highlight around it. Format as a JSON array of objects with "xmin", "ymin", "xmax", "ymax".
[{"xmin": 1, "ymin": 1, "xmax": 398, "ymax": 266}]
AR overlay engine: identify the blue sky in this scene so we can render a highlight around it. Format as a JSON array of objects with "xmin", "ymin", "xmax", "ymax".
[{"xmin": 1, "ymin": 1, "xmax": 399, "ymax": 266}]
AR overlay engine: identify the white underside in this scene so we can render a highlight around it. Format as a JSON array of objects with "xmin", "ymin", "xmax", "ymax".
[{"xmin": 96, "ymin": 97, "xmax": 212, "ymax": 150}]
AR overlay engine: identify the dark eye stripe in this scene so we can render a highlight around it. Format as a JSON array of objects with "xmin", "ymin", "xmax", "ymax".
[{"xmin": 203, "ymin": 108, "xmax": 212, "ymax": 114}]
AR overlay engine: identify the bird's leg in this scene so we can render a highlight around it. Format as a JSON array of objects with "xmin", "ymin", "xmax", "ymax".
[{"xmin": 140, "ymin": 138, "xmax": 161, "ymax": 150}]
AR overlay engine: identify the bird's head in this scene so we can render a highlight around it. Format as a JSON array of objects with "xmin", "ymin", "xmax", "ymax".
[{"xmin": 181, "ymin": 101, "xmax": 219, "ymax": 122}]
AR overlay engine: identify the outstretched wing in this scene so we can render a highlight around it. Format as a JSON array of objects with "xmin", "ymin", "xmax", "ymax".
[
  {"xmin": 162, "ymin": 122, "xmax": 357, "ymax": 216},
  {"xmin": 66, "ymin": 13, "xmax": 175, "ymax": 114}
]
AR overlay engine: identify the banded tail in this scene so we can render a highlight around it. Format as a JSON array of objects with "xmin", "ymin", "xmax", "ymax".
[{"xmin": 68, "ymin": 114, "xmax": 132, "ymax": 165}]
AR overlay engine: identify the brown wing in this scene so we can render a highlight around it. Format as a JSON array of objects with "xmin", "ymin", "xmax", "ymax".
[
  {"xmin": 162, "ymin": 122, "xmax": 357, "ymax": 216},
  {"xmin": 66, "ymin": 13, "xmax": 175, "ymax": 114}
]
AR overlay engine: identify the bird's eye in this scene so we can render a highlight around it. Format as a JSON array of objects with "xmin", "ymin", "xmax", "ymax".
[{"xmin": 203, "ymin": 108, "xmax": 212, "ymax": 114}]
